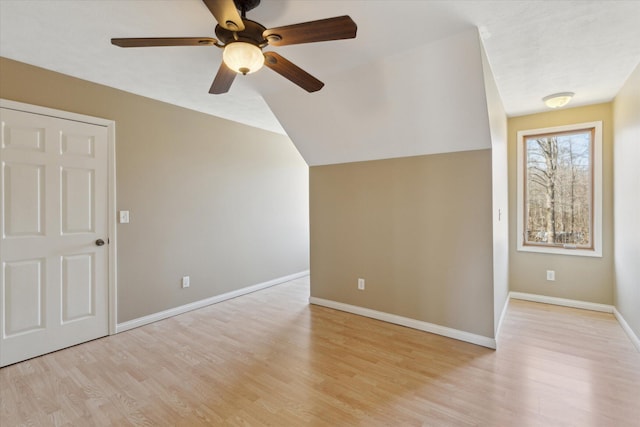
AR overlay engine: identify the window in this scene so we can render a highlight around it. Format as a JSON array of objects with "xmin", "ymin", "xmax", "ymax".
[{"xmin": 516, "ymin": 121, "xmax": 602, "ymax": 257}]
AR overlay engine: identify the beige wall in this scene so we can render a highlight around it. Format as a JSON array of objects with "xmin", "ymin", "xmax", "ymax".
[
  {"xmin": 310, "ymin": 150, "xmax": 495, "ymax": 338},
  {"xmin": 0, "ymin": 57, "xmax": 310, "ymax": 323},
  {"xmin": 508, "ymin": 104, "xmax": 614, "ymax": 304},
  {"xmin": 613, "ymin": 63, "xmax": 640, "ymax": 338}
]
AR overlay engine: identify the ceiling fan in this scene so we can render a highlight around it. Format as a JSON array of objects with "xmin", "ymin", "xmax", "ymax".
[{"xmin": 111, "ymin": 0, "xmax": 357, "ymax": 94}]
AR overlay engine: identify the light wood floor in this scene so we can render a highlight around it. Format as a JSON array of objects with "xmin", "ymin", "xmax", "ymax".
[{"xmin": 1, "ymin": 277, "xmax": 639, "ymax": 426}]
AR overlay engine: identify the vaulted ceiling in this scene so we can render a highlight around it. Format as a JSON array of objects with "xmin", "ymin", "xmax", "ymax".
[{"xmin": 1, "ymin": 1, "xmax": 639, "ymax": 155}]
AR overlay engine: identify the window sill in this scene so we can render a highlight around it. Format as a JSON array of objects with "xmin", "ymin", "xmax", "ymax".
[{"xmin": 517, "ymin": 244, "xmax": 602, "ymax": 258}]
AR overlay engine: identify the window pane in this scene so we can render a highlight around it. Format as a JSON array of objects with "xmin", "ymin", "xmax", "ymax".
[{"xmin": 524, "ymin": 130, "xmax": 592, "ymax": 248}]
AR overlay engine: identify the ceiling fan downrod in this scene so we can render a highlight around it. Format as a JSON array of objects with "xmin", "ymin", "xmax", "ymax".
[{"xmin": 234, "ymin": 0, "xmax": 261, "ymax": 19}]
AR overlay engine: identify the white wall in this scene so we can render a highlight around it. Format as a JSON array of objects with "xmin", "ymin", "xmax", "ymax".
[
  {"xmin": 613, "ymin": 63, "xmax": 640, "ymax": 340},
  {"xmin": 481, "ymin": 44, "xmax": 509, "ymax": 335},
  {"xmin": 264, "ymin": 29, "xmax": 492, "ymax": 166}
]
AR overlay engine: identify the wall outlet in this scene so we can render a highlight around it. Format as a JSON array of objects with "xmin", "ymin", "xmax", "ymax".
[
  {"xmin": 546, "ymin": 270, "xmax": 555, "ymax": 281},
  {"xmin": 358, "ymin": 278, "xmax": 365, "ymax": 290},
  {"xmin": 182, "ymin": 276, "xmax": 190, "ymax": 288}
]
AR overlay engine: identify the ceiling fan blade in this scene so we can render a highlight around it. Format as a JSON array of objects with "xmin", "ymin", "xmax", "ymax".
[
  {"xmin": 263, "ymin": 52, "xmax": 324, "ymax": 93},
  {"xmin": 202, "ymin": 0, "xmax": 245, "ymax": 32},
  {"xmin": 263, "ymin": 15, "xmax": 357, "ymax": 46},
  {"xmin": 209, "ymin": 62, "xmax": 237, "ymax": 94},
  {"xmin": 111, "ymin": 37, "xmax": 219, "ymax": 48}
]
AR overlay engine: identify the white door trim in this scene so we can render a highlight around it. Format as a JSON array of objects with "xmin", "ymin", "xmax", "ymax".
[{"xmin": 1, "ymin": 98, "xmax": 118, "ymax": 335}]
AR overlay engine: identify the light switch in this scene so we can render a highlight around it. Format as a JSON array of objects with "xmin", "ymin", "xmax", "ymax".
[{"xmin": 119, "ymin": 210, "xmax": 130, "ymax": 224}]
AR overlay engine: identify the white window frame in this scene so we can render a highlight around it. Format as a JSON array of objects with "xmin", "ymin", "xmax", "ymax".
[{"xmin": 516, "ymin": 121, "xmax": 602, "ymax": 257}]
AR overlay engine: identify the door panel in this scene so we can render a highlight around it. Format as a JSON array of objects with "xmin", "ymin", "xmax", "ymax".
[
  {"xmin": 61, "ymin": 253, "xmax": 95, "ymax": 322},
  {"xmin": 61, "ymin": 167, "xmax": 94, "ymax": 233},
  {"xmin": 0, "ymin": 107, "xmax": 109, "ymax": 367},
  {"xmin": 3, "ymin": 259, "xmax": 45, "ymax": 336},
  {"xmin": 61, "ymin": 133, "xmax": 95, "ymax": 158},
  {"xmin": 3, "ymin": 124, "xmax": 44, "ymax": 152},
  {"xmin": 4, "ymin": 163, "xmax": 45, "ymax": 236}
]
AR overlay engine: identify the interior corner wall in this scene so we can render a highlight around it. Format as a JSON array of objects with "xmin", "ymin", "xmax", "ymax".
[
  {"xmin": 507, "ymin": 104, "xmax": 614, "ymax": 304},
  {"xmin": 309, "ymin": 150, "xmax": 495, "ymax": 338},
  {"xmin": 613, "ymin": 63, "xmax": 640, "ymax": 339},
  {"xmin": 0, "ymin": 57, "xmax": 310, "ymax": 323},
  {"xmin": 480, "ymin": 43, "xmax": 509, "ymax": 334}
]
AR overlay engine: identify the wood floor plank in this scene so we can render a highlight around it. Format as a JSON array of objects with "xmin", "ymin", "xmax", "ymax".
[{"xmin": 1, "ymin": 277, "xmax": 639, "ymax": 426}]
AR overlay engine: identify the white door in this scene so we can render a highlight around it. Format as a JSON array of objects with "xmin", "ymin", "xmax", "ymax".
[{"xmin": 0, "ymin": 107, "xmax": 109, "ymax": 367}]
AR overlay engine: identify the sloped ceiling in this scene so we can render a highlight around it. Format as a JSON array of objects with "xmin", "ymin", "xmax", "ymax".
[
  {"xmin": 265, "ymin": 29, "xmax": 493, "ymax": 165},
  {"xmin": 1, "ymin": 1, "xmax": 639, "ymax": 163}
]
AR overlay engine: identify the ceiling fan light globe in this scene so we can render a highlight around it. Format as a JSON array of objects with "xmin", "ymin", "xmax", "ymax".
[{"xmin": 223, "ymin": 42, "xmax": 264, "ymax": 75}]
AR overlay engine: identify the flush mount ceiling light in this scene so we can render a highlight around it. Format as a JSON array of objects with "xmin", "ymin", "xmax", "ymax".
[{"xmin": 543, "ymin": 92, "xmax": 575, "ymax": 108}]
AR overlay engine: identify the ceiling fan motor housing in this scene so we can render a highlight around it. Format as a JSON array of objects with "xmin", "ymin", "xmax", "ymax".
[{"xmin": 215, "ymin": 19, "xmax": 268, "ymax": 47}]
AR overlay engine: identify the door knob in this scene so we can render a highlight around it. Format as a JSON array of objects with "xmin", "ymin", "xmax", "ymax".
[{"xmin": 95, "ymin": 239, "xmax": 105, "ymax": 246}]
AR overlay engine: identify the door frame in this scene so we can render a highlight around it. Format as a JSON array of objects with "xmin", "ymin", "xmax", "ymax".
[{"xmin": 1, "ymin": 98, "xmax": 118, "ymax": 335}]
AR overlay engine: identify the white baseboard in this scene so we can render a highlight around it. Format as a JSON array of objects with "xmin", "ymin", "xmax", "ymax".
[
  {"xmin": 309, "ymin": 297, "xmax": 496, "ymax": 349},
  {"xmin": 116, "ymin": 270, "xmax": 309, "ymax": 333},
  {"xmin": 509, "ymin": 292, "xmax": 614, "ymax": 313},
  {"xmin": 613, "ymin": 308, "xmax": 640, "ymax": 353},
  {"xmin": 510, "ymin": 292, "xmax": 639, "ymax": 353}
]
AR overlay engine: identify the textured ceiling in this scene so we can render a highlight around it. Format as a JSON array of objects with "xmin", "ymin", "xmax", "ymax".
[{"xmin": 1, "ymin": 1, "xmax": 639, "ymax": 135}]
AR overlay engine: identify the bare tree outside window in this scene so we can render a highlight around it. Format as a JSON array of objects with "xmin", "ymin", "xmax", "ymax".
[
  {"xmin": 524, "ymin": 129, "xmax": 593, "ymax": 248},
  {"xmin": 517, "ymin": 121, "xmax": 602, "ymax": 257}
]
